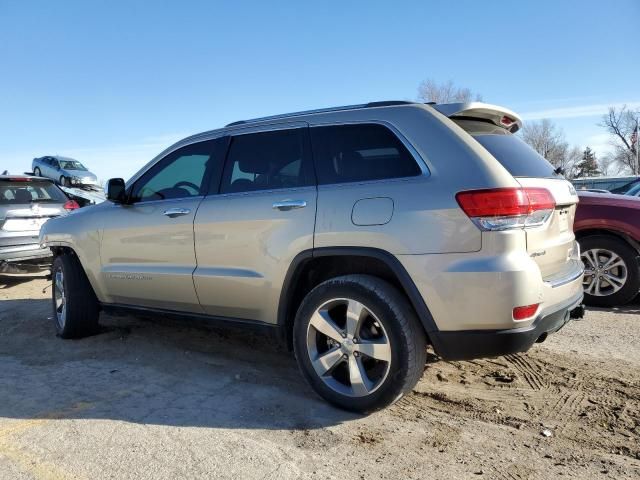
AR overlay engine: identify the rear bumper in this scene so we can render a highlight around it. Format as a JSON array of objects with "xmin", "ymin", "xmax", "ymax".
[
  {"xmin": 0, "ymin": 243, "xmax": 52, "ymax": 263},
  {"xmin": 430, "ymin": 290, "xmax": 584, "ymax": 361}
]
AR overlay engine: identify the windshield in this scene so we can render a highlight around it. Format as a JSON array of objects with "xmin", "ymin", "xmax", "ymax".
[
  {"xmin": 59, "ymin": 160, "xmax": 87, "ymax": 171},
  {"xmin": 0, "ymin": 180, "xmax": 68, "ymax": 205},
  {"xmin": 455, "ymin": 119, "xmax": 560, "ymax": 178},
  {"xmin": 626, "ymin": 183, "xmax": 640, "ymax": 196}
]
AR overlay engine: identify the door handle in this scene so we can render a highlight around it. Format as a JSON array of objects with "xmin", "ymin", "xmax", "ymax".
[
  {"xmin": 163, "ymin": 208, "xmax": 191, "ymax": 218},
  {"xmin": 272, "ymin": 200, "xmax": 307, "ymax": 211}
]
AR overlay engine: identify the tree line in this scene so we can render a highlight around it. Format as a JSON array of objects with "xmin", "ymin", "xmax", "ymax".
[{"xmin": 417, "ymin": 79, "xmax": 639, "ymax": 179}]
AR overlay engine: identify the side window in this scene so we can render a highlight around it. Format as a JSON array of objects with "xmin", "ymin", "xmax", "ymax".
[
  {"xmin": 220, "ymin": 128, "xmax": 310, "ymax": 194},
  {"xmin": 131, "ymin": 139, "xmax": 222, "ymax": 203},
  {"xmin": 310, "ymin": 124, "xmax": 421, "ymax": 185},
  {"xmin": 51, "ymin": 159, "xmax": 59, "ymax": 169}
]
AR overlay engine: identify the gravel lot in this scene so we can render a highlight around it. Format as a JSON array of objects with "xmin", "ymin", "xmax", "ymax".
[{"xmin": 0, "ymin": 275, "xmax": 638, "ymax": 480}]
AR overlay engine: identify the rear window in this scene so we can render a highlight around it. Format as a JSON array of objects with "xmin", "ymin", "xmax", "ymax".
[
  {"xmin": 0, "ymin": 180, "xmax": 67, "ymax": 205},
  {"xmin": 456, "ymin": 119, "xmax": 559, "ymax": 178},
  {"xmin": 310, "ymin": 124, "xmax": 421, "ymax": 185}
]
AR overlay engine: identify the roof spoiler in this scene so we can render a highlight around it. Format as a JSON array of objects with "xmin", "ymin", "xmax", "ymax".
[{"xmin": 432, "ymin": 102, "xmax": 523, "ymax": 133}]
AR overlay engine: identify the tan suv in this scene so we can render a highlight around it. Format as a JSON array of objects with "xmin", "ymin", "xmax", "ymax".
[{"xmin": 40, "ymin": 101, "xmax": 584, "ymax": 412}]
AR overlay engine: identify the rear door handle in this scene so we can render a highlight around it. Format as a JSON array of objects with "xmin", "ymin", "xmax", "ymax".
[
  {"xmin": 163, "ymin": 208, "xmax": 191, "ymax": 218},
  {"xmin": 272, "ymin": 200, "xmax": 307, "ymax": 211}
]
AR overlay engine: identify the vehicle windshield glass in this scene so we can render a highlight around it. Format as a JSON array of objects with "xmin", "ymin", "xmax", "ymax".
[
  {"xmin": 625, "ymin": 183, "xmax": 640, "ymax": 196},
  {"xmin": 455, "ymin": 119, "xmax": 560, "ymax": 178},
  {"xmin": 59, "ymin": 160, "xmax": 87, "ymax": 171},
  {"xmin": 0, "ymin": 180, "xmax": 68, "ymax": 204}
]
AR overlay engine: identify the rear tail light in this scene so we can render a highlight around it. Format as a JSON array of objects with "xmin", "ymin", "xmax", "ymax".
[
  {"xmin": 513, "ymin": 303, "xmax": 540, "ymax": 321},
  {"xmin": 63, "ymin": 200, "xmax": 80, "ymax": 211},
  {"xmin": 456, "ymin": 187, "xmax": 555, "ymax": 231}
]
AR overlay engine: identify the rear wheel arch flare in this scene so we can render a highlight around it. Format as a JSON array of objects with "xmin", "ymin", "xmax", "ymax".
[
  {"xmin": 576, "ymin": 228, "xmax": 640, "ymax": 255},
  {"xmin": 277, "ymin": 247, "xmax": 439, "ymax": 347}
]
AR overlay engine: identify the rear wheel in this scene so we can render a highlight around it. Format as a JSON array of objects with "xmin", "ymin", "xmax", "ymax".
[
  {"xmin": 33, "ymin": 167, "xmax": 41, "ymax": 176},
  {"xmin": 52, "ymin": 253, "xmax": 100, "ymax": 338},
  {"xmin": 580, "ymin": 235, "xmax": 640, "ymax": 307},
  {"xmin": 293, "ymin": 275, "xmax": 426, "ymax": 413}
]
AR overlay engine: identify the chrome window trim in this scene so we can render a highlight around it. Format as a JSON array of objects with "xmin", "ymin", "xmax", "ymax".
[{"xmin": 127, "ymin": 118, "xmax": 430, "ymax": 191}]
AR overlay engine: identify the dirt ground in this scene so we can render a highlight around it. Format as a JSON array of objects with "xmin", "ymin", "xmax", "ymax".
[{"xmin": 0, "ymin": 276, "xmax": 638, "ymax": 480}]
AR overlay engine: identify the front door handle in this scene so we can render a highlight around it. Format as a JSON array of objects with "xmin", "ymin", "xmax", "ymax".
[
  {"xmin": 163, "ymin": 208, "xmax": 191, "ymax": 218},
  {"xmin": 272, "ymin": 200, "xmax": 307, "ymax": 211}
]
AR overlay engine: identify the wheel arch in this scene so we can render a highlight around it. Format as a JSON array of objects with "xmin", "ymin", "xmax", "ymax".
[
  {"xmin": 575, "ymin": 228, "xmax": 640, "ymax": 254},
  {"xmin": 49, "ymin": 245, "xmax": 104, "ymax": 307},
  {"xmin": 277, "ymin": 247, "xmax": 438, "ymax": 349}
]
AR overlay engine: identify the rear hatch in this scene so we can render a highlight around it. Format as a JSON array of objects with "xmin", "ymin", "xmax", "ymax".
[
  {"xmin": 451, "ymin": 113, "xmax": 579, "ymax": 279},
  {"xmin": 0, "ymin": 178, "xmax": 68, "ymax": 242}
]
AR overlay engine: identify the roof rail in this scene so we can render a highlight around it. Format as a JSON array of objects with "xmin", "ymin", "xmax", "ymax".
[{"xmin": 225, "ymin": 100, "xmax": 418, "ymax": 127}]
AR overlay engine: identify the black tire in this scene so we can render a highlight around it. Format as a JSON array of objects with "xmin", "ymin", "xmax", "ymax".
[
  {"xmin": 580, "ymin": 235, "xmax": 640, "ymax": 307},
  {"xmin": 51, "ymin": 253, "xmax": 100, "ymax": 338},
  {"xmin": 33, "ymin": 167, "xmax": 41, "ymax": 177},
  {"xmin": 293, "ymin": 274, "xmax": 427, "ymax": 413},
  {"xmin": 59, "ymin": 176, "xmax": 69, "ymax": 187}
]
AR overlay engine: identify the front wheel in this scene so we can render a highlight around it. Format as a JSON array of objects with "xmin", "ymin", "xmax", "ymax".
[
  {"xmin": 34, "ymin": 167, "xmax": 41, "ymax": 177},
  {"xmin": 580, "ymin": 235, "xmax": 640, "ymax": 307},
  {"xmin": 59, "ymin": 176, "xmax": 69, "ymax": 187},
  {"xmin": 52, "ymin": 253, "xmax": 100, "ymax": 338},
  {"xmin": 293, "ymin": 275, "xmax": 426, "ymax": 413}
]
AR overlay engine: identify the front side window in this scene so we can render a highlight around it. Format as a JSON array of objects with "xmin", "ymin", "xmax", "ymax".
[
  {"xmin": 310, "ymin": 124, "xmax": 421, "ymax": 185},
  {"xmin": 220, "ymin": 128, "xmax": 310, "ymax": 194},
  {"xmin": 131, "ymin": 139, "xmax": 222, "ymax": 202}
]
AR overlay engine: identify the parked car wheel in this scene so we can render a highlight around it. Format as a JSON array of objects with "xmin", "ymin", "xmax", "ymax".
[
  {"xmin": 59, "ymin": 176, "xmax": 70, "ymax": 187},
  {"xmin": 293, "ymin": 275, "xmax": 426, "ymax": 413},
  {"xmin": 33, "ymin": 167, "xmax": 41, "ymax": 177},
  {"xmin": 580, "ymin": 235, "xmax": 640, "ymax": 307},
  {"xmin": 52, "ymin": 253, "xmax": 100, "ymax": 338}
]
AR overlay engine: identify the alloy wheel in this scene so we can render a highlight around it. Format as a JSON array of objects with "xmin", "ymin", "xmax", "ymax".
[
  {"xmin": 54, "ymin": 267, "xmax": 66, "ymax": 329},
  {"xmin": 306, "ymin": 298, "xmax": 392, "ymax": 397},
  {"xmin": 581, "ymin": 248, "xmax": 628, "ymax": 297}
]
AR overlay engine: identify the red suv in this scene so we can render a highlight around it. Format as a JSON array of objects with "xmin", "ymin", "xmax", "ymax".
[{"xmin": 575, "ymin": 191, "xmax": 640, "ymax": 307}]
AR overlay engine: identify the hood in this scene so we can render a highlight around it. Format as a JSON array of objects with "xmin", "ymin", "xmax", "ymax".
[{"xmin": 578, "ymin": 191, "xmax": 640, "ymax": 209}]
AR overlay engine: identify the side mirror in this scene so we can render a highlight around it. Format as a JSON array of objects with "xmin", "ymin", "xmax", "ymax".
[{"xmin": 107, "ymin": 178, "xmax": 127, "ymax": 203}]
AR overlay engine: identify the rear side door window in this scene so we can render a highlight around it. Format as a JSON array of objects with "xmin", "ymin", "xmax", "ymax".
[
  {"xmin": 310, "ymin": 124, "xmax": 421, "ymax": 185},
  {"xmin": 220, "ymin": 128, "xmax": 312, "ymax": 194}
]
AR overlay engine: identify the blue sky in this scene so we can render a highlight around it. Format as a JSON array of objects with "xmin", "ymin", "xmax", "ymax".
[{"xmin": 1, "ymin": 0, "xmax": 639, "ymax": 181}]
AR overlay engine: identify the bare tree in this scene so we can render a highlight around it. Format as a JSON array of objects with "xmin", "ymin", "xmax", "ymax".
[
  {"xmin": 598, "ymin": 154, "xmax": 619, "ymax": 177},
  {"xmin": 599, "ymin": 105, "xmax": 640, "ymax": 174},
  {"xmin": 520, "ymin": 119, "xmax": 581, "ymax": 178},
  {"xmin": 417, "ymin": 79, "xmax": 482, "ymax": 103}
]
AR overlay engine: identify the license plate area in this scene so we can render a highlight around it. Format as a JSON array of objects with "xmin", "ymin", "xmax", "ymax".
[
  {"xmin": 557, "ymin": 208, "xmax": 569, "ymax": 232},
  {"xmin": 2, "ymin": 218, "xmax": 49, "ymax": 232}
]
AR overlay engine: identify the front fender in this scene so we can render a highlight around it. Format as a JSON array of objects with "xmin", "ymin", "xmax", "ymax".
[{"xmin": 40, "ymin": 211, "xmax": 108, "ymax": 302}]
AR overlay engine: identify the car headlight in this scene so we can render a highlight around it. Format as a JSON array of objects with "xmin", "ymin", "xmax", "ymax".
[{"xmin": 71, "ymin": 176, "xmax": 81, "ymax": 184}]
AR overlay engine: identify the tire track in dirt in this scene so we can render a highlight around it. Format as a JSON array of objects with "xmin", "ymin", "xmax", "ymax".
[
  {"xmin": 504, "ymin": 354, "xmax": 548, "ymax": 391},
  {"xmin": 393, "ymin": 391, "xmax": 527, "ymax": 430}
]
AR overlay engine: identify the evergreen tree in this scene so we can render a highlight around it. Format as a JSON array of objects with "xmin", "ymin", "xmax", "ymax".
[{"xmin": 574, "ymin": 147, "xmax": 601, "ymax": 178}]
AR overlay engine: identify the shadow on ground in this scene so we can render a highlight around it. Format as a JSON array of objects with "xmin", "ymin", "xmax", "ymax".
[{"xmin": 0, "ymin": 297, "xmax": 358, "ymax": 431}]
